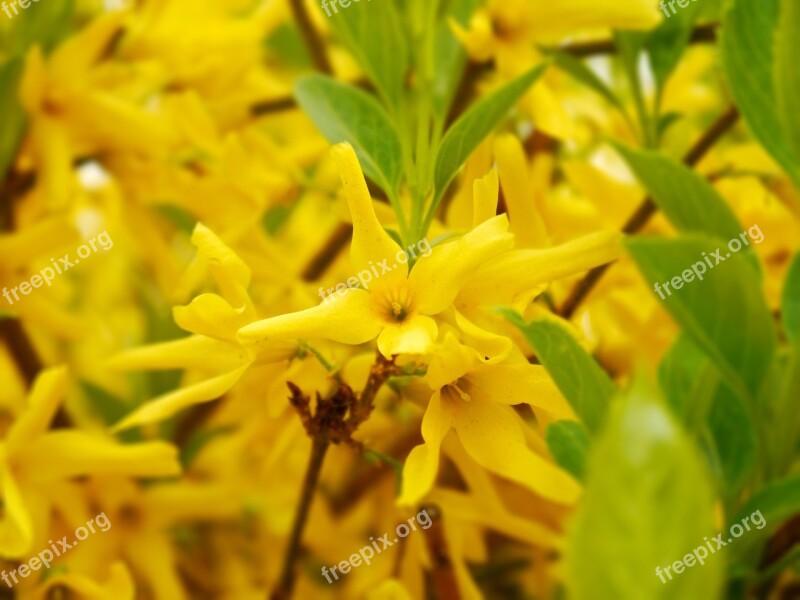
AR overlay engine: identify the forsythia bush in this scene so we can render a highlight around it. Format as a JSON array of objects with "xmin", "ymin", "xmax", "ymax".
[{"xmin": 0, "ymin": 0, "xmax": 798, "ymax": 598}]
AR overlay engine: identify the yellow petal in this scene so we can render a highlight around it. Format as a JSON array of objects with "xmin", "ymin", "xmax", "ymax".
[
  {"xmin": 460, "ymin": 229, "xmax": 623, "ymax": 304},
  {"xmin": 468, "ymin": 363, "xmax": 573, "ymax": 417},
  {"xmin": 17, "ymin": 432, "xmax": 181, "ymax": 481},
  {"xmin": 495, "ymin": 135, "xmax": 548, "ymax": 246},
  {"xmin": 191, "ymin": 223, "xmax": 252, "ymax": 310},
  {"xmin": 0, "ymin": 458, "xmax": 34, "ymax": 557},
  {"xmin": 398, "ymin": 391, "xmax": 453, "ymax": 505},
  {"xmin": 377, "ymin": 315, "xmax": 438, "ymax": 357},
  {"xmin": 451, "ymin": 397, "xmax": 580, "ymax": 504},
  {"xmin": 425, "ymin": 333, "xmax": 480, "ymax": 390},
  {"xmin": 173, "ymin": 294, "xmax": 249, "ymax": 342},
  {"xmin": 237, "ymin": 288, "xmax": 383, "ymax": 347},
  {"xmin": 50, "ymin": 12, "xmax": 128, "ymax": 80},
  {"xmin": 331, "ymin": 143, "xmax": 408, "ymax": 288},
  {"xmin": 5, "ymin": 366, "xmax": 68, "ymax": 453},
  {"xmin": 472, "ymin": 168, "xmax": 499, "ymax": 227},
  {"xmin": 111, "ymin": 365, "xmax": 249, "ymax": 432},
  {"xmin": 411, "ymin": 215, "xmax": 515, "ymax": 315},
  {"xmin": 453, "ymin": 310, "xmax": 512, "ymax": 363},
  {"xmin": 525, "ymin": 0, "xmax": 661, "ymax": 38},
  {"xmin": 107, "ymin": 335, "xmax": 247, "ymax": 372}
]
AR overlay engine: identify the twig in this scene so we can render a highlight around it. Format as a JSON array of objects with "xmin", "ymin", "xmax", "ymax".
[
  {"xmin": 558, "ymin": 23, "xmax": 718, "ymax": 58},
  {"xmin": 287, "ymin": 0, "xmax": 332, "ymax": 74},
  {"xmin": 558, "ymin": 105, "xmax": 740, "ymax": 318}
]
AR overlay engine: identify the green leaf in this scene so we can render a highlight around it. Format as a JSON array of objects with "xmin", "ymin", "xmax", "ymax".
[
  {"xmin": 295, "ymin": 75, "xmax": 404, "ymax": 197},
  {"xmin": 4, "ymin": 0, "xmax": 74, "ymax": 55},
  {"xmin": 775, "ymin": 0, "xmax": 800, "ymax": 159},
  {"xmin": 546, "ymin": 421, "xmax": 589, "ymax": 481},
  {"xmin": 503, "ymin": 312, "xmax": 616, "ymax": 435},
  {"xmin": 565, "ymin": 388, "xmax": 723, "ymax": 600},
  {"xmin": 728, "ymin": 473, "xmax": 800, "ymax": 566},
  {"xmin": 612, "ymin": 143, "xmax": 751, "ymax": 258},
  {"xmin": 627, "ymin": 235, "xmax": 776, "ymax": 401},
  {"xmin": 720, "ymin": 0, "xmax": 800, "ymax": 187},
  {"xmin": 548, "ymin": 50, "xmax": 623, "ymax": 109},
  {"xmin": 646, "ymin": 1, "xmax": 704, "ymax": 98},
  {"xmin": 704, "ymin": 382, "xmax": 757, "ymax": 494},
  {"xmin": 431, "ymin": 0, "xmax": 482, "ymax": 122},
  {"xmin": 327, "ymin": 0, "xmax": 408, "ymax": 110},
  {"xmin": 433, "ymin": 64, "xmax": 547, "ymax": 200},
  {"xmin": 783, "ymin": 253, "xmax": 800, "ymax": 344},
  {"xmin": 658, "ymin": 335, "xmax": 718, "ymax": 431}
]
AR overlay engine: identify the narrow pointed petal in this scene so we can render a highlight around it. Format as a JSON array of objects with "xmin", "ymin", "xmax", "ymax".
[
  {"xmin": 107, "ymin": 335, "xmax": 247, "ymax": 372},
  {"xmin": 331, "ymin": 143, "xmax": 408, "ymax": 287},
  {"xmin": 0, "ymin": 461, "xmax": 34, "ymax": 557},
  {"xmin": 173, "ymin": 294, "xmax": 249, "ymax": 342},
  {"xmin": 411, "ymin": 215, "xmax": 515, "ymax": 315},
  {"xmin": 5, "ymin": 366, "xmax": 68, "ymax": 453},
  {"xmin": 111, "ymin": 365, "xmax": 249, "ymax": 432},
  {"xmin": 237, "ymin": 288, "xmax": 383, "ymax": 347},
  {"xmin": 399, "ymin": 392, "xmax": 453, "ymax": 505},
  {"xmin": 452, "ymin": 397, "xmax": 580, "ymax": 504},
  {"xmin": 468, "ymin": 363, "xmax": 574, "ymax": 418},
  {"xmin": 459, "ymin": 230, "xmax": 623, "ymax": 304},
  {"xmin": 18, "ymin": 431, "xmax": 182, "ymax": 480},
  {"xmin": 472, "ymin": 169, "xmax": 499, "ymax": 227}
]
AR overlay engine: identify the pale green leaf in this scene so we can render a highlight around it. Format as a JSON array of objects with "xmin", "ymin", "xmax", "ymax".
[
  {"xmin": 295, "ymin": 75, "xmax": 403, "ymax": 197},
  {"xmin": 433, "ymin": 64, "xmax": 547, "ymax": 200},
  {"xmin": 504, "ymin": 311, "xmax": 616, "ymax": 435},
  {"xmin": 626, "ymin": 235, "xmax": 776, "ymax": 401},
  {"xmin": 775, "ymin": 0, "xmax": 800, "ymax": 159},
  {"xmin": 546, "ymin": 420, "xmax": 588, "ymax": 481},
  {"xmin": 566, "ymin": 387, "xmax": 723, "ymax": 600},
  {"xmin": 783, "ymin": 253, "xmax": 800, "ymax": 344}
]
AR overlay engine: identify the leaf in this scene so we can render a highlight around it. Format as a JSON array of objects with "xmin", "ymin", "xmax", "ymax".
[
  {"xmin": 295, "ymin": 75, "xmax": 404, "ymax": 197},
  {"xmin": 775, "ymin": 0, "xmax": 800, "ymax": 159},
  {"xmin": 658, "ymin": 335, "xmax": 718, "ymax": 431},
  {"xmin": 431, "ymin": 0, "xmax": 482, "ymax": 122},
  {"xmin": 565, "ymin": 386, "xmax": 723, "ymax": 600},
  {"xmin": 5, "ymin": 0, "xmax": 74, "ymax": 55},
  {"xmin": 612, "ymin": 143, "xmax": 751, "ymax": 260},
  {"xmin": 433, "ymin": 64, "xmax": 547, "ymax": 200},
  {"xmin": 546, "ymin": 421, "xmax": 589, "ymax": 481},
  {"xmin": 626, "ymin": 235, "xmax": 776, "ymax": 401},
  {"xmin": 728, "ymin": 473, "xmax": 800, "ymax": 567},
  {"xmin": 646, "ymin": 1, "xmax": 704, "ymax": 97},
  {"xmin": 704, "ymin": 382, "xmax": 757, "ymax": 494},
  {"xmin": 783, "ymin": 253, "xmax": 800, "ymax": 344},
  {"xmin": 327, "ymin": 0, "xmax": 408, "ymax": 110},
  {"xmin": 720, "ymin": 0, "xmax": 800, "ymax": 187},
  {"xmin": 548, "ymin": 50, "xmax": 623, "ymax": 109},
  {"xmin": 503, "ymin": 312, "xmax": 616, "ymax": 435}
]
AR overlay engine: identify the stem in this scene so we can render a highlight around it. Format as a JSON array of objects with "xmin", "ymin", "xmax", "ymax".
[
  {"xmin": 287, "ymin": 0, "xmax": 332, "ymax": 74},
  {"xmin": 559, "ymin": 105, "xmax": 740, "ymax": 318},
  {"xmin": 270, "ymin": 438, "xmax": 329, "ymax": 600}
]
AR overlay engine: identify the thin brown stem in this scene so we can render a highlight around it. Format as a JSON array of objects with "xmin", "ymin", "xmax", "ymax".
[
  {"xmin": 558, "ymin": 23, "xmax": 718, "ymax": 57},
  {"xmin": 559, "ymin": 105, "xmax": 740, "ymax": 318},
  {"xmin": 287, "ymin": 0, "xmax": 332, "ymax": 74},
  {"xmin": 271, "ymin": 437, "xmax": 329, "ymax": 600}
]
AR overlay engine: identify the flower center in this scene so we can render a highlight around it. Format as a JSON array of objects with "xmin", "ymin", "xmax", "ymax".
[{"xmin": 374, "ymin": 283, "xmax": 416, "ymax": 323}]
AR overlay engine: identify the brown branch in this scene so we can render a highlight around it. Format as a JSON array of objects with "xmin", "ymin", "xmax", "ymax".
[
  {"xmin": 301, "ymin": 223, "xmax": 353, "ymax": 282},
  {"xmin": 270, "ymin": 353, "xmax": 399, "ymax": 599},
  {"xmin": 287, "ymin": 0, "xmax": 332, "ymax": 74},
  {"xmin": 558, "ymin": 104, "xmax": 740, "ymax": 318}
]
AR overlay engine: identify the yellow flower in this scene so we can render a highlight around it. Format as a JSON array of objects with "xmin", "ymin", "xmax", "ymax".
[
  {"xmin": 0, "ymin": 367, "xmax": 180, "ymax": 558},
  {"xmin": 238, "ymin": 143, "xmax": 515, "ymax": 358},
  {"xmin": 399, "ymin": 335, "xmax": 579, "ymax": 506}
]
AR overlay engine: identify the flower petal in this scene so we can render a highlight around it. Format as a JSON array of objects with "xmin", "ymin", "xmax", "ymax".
[
  {"xmin": 5, "ymin": 366, "xmax": 68, "ymax": 453},
  {"xmin": 468, "ymin": 363, "xmax": 573, "ymax": 418},
  {"xmin": 472, "ymin": 168, "xmax": 499, "ymax": 227},
  {"xmin": 237, "ymin": 288, "xmax": 383, "ymax": 347},
  {"xmin": 398, "ymin": 391, "xmax": 453, "ymax": 505},
  {"xmin": 451, "ymin": 397, "xmax": 580, "ymax": 504},
  {"xmin": 377, "ymin": 315, "xmax": 438, "ymax": 357},
  {"xmin": 17, "ymin": 431, "xmax": 181, "ymax": 481},
  {"xmin": 331, "ymin": 143, "xmax": 408, "ymax": 288},
  {"xmin": 111, "ymin": 364, "xmax": 250, "ymax": 432},
  {"xmin": 411, "ymin": 215, "xmax": 514, "ymax": 315},
  {"xmin": 0, "ymin": 459, "xmax": 34, "ymax": 557}
]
